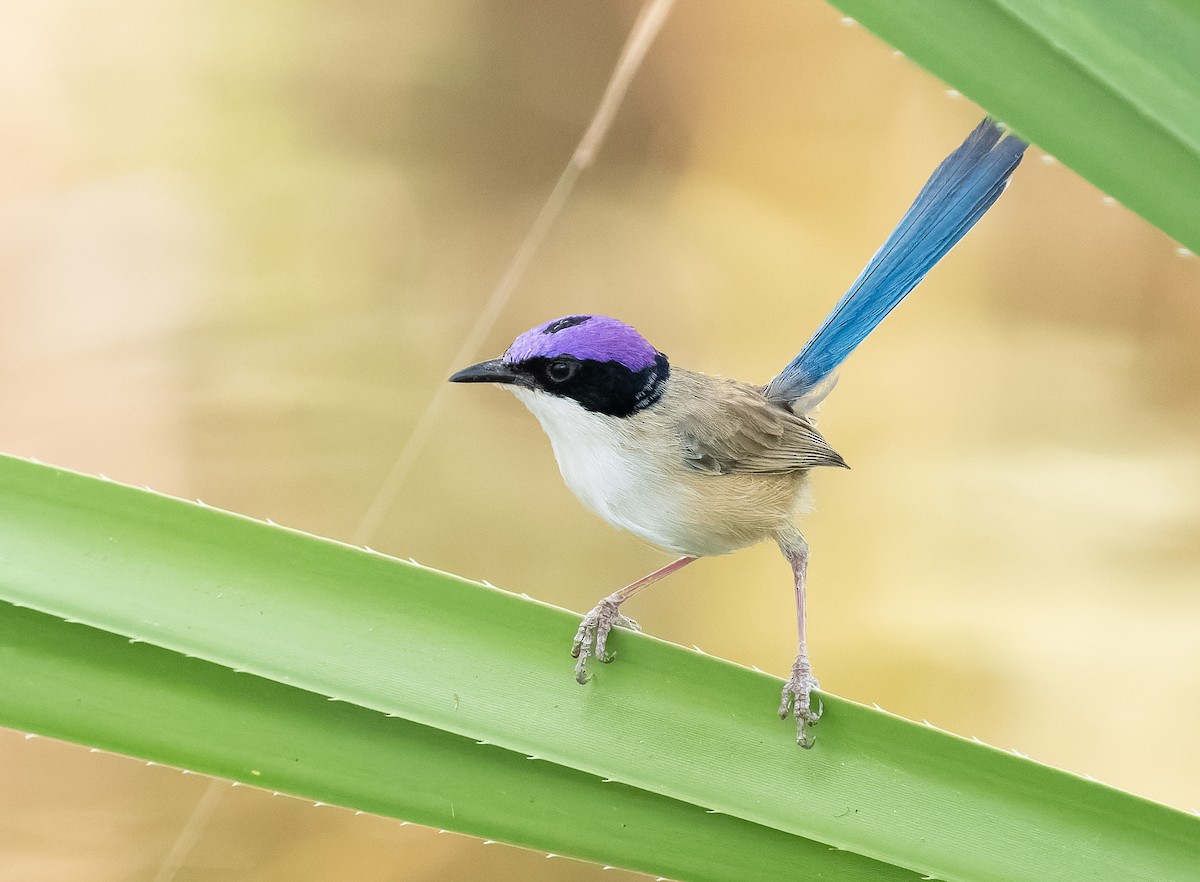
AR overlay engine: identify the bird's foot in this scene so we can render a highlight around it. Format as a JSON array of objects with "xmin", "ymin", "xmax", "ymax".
[
  {"xmin": 779, "ymin": 656, "xmax": 822, "ymax": 748},
  {"xmin": 571, "ymin": 598, "xmax": 641, "ymax": 684}
]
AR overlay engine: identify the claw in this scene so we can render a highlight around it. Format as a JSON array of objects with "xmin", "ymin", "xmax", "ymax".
[
  {"xmin": 780, "ymin": 656, "xmax": 822, "ymax": 747},
  {"xmin": 571, "ymin": 599, "xmax": 637, "ymax": 683},
  {"xmin": 796, "ymin": 696, "xmax": 823, "ymax": 748}
]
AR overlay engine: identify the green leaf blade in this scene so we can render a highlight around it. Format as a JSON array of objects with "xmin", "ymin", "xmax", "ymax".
[
  {"xmin": 0, "ymin": 601, "xmax": 909, "ymax": 882},
  {"xmin": 1, "ymin": 454, "xmax": 1197, "ymax": 882},
  {"xmin": 829, "ymin": 0, "xmax": 1200, "ymax": 252}
]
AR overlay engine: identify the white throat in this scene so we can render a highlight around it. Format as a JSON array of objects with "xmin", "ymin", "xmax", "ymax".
[{"xmin": 508, "ymin": 386, "xmax": 674, "ymax": 542}]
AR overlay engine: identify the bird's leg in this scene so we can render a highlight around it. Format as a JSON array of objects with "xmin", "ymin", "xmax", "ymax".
[
  {"xmin": 572, "ymin": 555, "xmax": 695, "ymax": 684},
  {"xmin": 778, "ymin": 535, "xmax": 822, "ymax": 748}
]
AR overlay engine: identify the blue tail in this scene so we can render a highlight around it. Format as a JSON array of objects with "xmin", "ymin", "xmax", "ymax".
[{"xmin": 766, "ymin": 118, "xmax": 1026, "ymax": 403}]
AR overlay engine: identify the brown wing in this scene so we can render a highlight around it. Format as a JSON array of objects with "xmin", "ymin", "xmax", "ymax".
[{"xmin": 672, "ymin": 373, "xmax": 847, "ymax": 476}]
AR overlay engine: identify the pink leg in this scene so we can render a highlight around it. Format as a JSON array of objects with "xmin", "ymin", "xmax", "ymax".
[
  {"xmin": 572, "ymin": 556, "xmax": 695, "ymax": 684},
  {"xmin": 778, "ymin": 535, "xmax": 822, "ymax": 747}
]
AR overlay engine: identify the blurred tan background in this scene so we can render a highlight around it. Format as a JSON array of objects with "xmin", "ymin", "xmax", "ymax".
[{"xmin": 2, "ymin": 0, "xmax": 1198, "ymax": 879}]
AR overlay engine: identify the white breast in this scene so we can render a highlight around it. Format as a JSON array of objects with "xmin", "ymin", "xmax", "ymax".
[
  {"xmin": 509, "ymin": 387, "xmax": 694, "ymax": 553},
  {"xmin": 508, "ymin": 386, "xmax": 800, "ymax": 557}
]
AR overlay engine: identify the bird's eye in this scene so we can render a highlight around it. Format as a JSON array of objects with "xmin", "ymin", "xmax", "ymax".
[{"xmin": 545, "ymin": 359, "xmax": 578, "ymax": 384}]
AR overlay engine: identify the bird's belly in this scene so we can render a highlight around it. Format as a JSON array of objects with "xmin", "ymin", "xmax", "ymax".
[
  {"xmin": 556, "ymin": 441, "xmax": 805, "ymax": 558},
  {"xmin": 562, "ymin": 460, "xmax": 701, "ymax": 554},
  {"xmin": 512, "ymin": 387, "xmax": 808, "ymax": 557}
]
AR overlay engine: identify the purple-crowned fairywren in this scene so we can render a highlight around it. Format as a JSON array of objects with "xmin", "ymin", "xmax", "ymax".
[{"xmin": 451, "ymin": 119, "xmax": 1026, "ymax": 746}]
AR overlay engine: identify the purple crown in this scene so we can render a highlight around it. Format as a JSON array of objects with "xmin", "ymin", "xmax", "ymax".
[{"xmin": 503, "ymin": 315, "xmax": 659, "ymax": 372}]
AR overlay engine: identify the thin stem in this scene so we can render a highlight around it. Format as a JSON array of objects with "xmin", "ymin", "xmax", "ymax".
[{"xmin": 351, "ymin": 0, "xmax": 677, "ymax": 546}]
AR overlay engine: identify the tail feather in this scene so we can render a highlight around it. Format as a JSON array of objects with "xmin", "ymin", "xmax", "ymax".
[{"xmin": 767, "ymin": 118, "xmax": 1027, "ymax": 404}]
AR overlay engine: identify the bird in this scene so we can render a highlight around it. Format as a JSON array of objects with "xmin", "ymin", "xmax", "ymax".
[{"xmin": 450, "ymin": 118, "xmax": 1026, "ymax": 747}]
